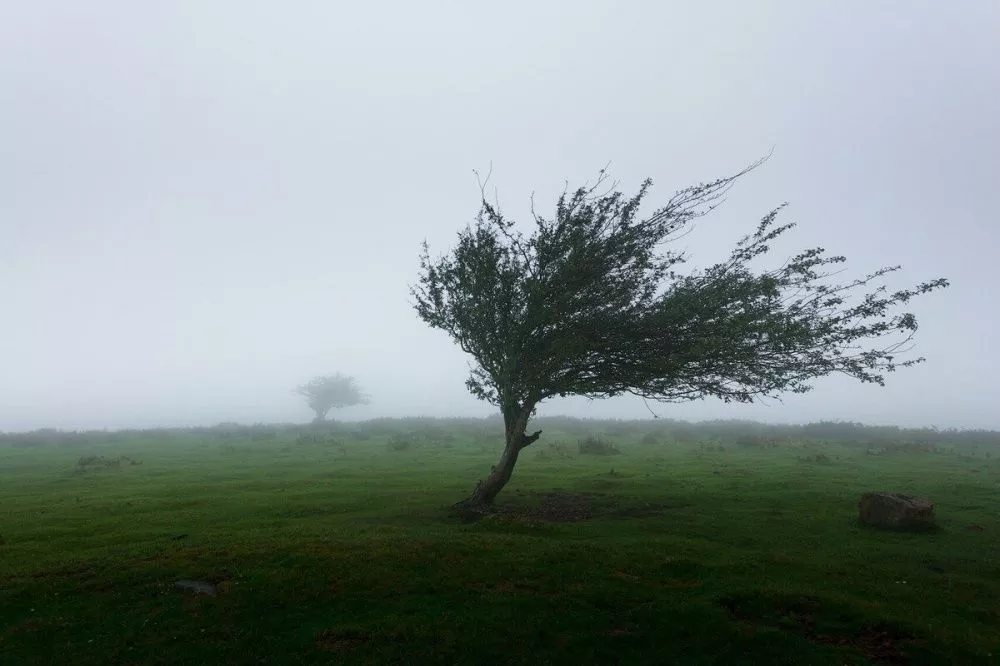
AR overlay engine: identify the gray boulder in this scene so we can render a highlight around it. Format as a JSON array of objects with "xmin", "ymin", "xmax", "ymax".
[{"xmin": 859, "ymin": 492, "xmax": 935, "ymax": 530}]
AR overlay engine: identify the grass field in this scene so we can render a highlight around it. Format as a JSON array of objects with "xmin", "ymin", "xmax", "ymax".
[{"xmin": 1, "ymin": 418, "xmax": 998, "ymax": 665}]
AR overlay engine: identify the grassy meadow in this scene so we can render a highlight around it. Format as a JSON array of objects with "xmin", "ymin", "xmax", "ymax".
[{"xmin": 1, "ymin": 418, "xmax": 998, "ymax": 665}]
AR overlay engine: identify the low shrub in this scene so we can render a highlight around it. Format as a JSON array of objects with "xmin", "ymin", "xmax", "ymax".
[
  {"xmin": 578, "ymin": 436, "xmax": 620, "ymax": 456},
  {"xmin": 75, "ymin": 455, "xmax": 140, "ymax": 472},
  {"xmin": 387, "ymin": 435, "xmax": 413, "ymax": 452},
  {"xmin": 547, "ymin": 441, "xmax": 573, "ymax": 457},
  {"xmin": 697, "ymin": 443, "xmax": 726, "ymax": 453}
]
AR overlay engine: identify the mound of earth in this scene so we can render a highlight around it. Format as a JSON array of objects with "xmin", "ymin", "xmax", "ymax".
[{"xmin": 455, "ymin": 491, "xmax": 679, "ymax": 523}]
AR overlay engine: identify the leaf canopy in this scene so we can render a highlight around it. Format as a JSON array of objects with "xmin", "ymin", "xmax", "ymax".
[
  {"xmin": 295, "ymin": 374, "xmax": 369, "ymax": 419},
  {"xmin": 412, "ymin": 161, "xmax": 948, "ymax": 414}
]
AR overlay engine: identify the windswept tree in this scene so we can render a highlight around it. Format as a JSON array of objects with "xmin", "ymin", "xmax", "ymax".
[
  {"xmin": 295, "ymin": 374, "xmax": 369, "ymax": 422},
  {"xmin": 412, "ymin": 160, "xmax": 948, "ymax": 509}
]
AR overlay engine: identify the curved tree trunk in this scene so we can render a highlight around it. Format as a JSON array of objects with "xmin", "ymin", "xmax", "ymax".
[{"xmin": 461, "ymin": 403, "xmax": 541, "ymax": 509}]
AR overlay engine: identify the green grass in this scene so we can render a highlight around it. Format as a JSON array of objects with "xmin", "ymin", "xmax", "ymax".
[{"xmin": 1, "ymin": 424, "xmax": 998, "ymax": 664}]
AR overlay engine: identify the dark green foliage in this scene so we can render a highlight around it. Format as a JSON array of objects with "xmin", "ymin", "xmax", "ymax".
[
  {"xmin": 414, "ymin": 160, "xmax": 947, "ymax": 407},
  {"xmin": 412, "ymin": 159, "xmax": 948, "ymax": 503}
]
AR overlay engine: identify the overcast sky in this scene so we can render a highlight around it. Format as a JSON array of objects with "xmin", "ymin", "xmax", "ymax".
[{"xmin": 1, "ymin": 1, "xmax": 997, "ymax": 431}]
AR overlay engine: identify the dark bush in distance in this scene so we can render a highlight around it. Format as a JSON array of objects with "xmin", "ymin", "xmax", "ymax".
[
  {"xmin": 735, "ymin": 434, "xmax": 782, "ymax": 448},
  {"xmin": 578, "ymin": 436, "xmax": 620, "ymax": 456},
  {"xmin": 386, "ymin": 434, "xmax": 413, "ymax": 452},
  {"xmin": 75, "ymin": 455, "xmax": 140, "ymax": 472}
]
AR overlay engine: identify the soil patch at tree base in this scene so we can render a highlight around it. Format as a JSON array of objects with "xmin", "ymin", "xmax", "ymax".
[
  {"xmin": 453, "ymin": 491, "xmax": 684, "ymax": 523},
  {"xmin": 718, "ymin": 591, "xmax": 921, "ymax": 664}
]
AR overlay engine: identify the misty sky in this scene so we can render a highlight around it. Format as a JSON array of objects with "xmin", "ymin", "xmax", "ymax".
[{"xmin": 2, "ymin": 2, "xmax": 997, "ymax": 431}]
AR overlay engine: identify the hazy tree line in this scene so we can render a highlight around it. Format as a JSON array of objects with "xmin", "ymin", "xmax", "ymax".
[{"xmin": 3, "ymin": 417, "xmax": 997, "ymax": 450}]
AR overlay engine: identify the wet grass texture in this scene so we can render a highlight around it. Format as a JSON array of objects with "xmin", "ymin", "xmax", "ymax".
[{"xmin": 1, "ymin": 422, "xmax": 998, "ymax": 665}]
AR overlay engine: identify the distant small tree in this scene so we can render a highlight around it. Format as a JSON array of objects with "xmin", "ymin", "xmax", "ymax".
[
  {"xmin": 295, "ymin": 374, "xmax": 369, "ymax": 422},
  {"xmin": 412, "ymin": 159, "xmax": 948, "ymax": 510}
]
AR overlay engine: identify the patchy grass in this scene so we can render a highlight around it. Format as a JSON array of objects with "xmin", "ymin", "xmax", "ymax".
[{"xmin": 1, "ymin": 422, "xmax": 998, "ymax": 664}]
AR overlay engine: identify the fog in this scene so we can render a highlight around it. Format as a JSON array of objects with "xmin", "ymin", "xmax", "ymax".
[{"xmin": 2, "ymin": 2, "xmax": 997, "ymax": 432}]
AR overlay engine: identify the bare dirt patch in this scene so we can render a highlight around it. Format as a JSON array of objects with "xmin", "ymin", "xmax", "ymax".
[
  {"xmin": 816, "ymin": 623, "xmax": 916, "ymax": 665},
  {"xmin": 455, "ymin": 490, "xmax": 689, "ymax": 523},
  {"xmin": 475, "ymin": 579, "xmax": 543, "ymax": 595},
  {"xmin": 612, "ymin": 501, "xmax": 691, "ymax": 518},
  {"xmin": 522, "ymin": 491, "xmax": 611, "ymax": 522},
  {"xmin": 316, "ymin": 628, "xmax": 369, "ymax": 652},
  {"xmin": 718, "ymin": 592, "xmax": 918, "ymax": 665},
  {"xmin": 454, "ymin": 490, "xmax": 612, "ymax": 523}
]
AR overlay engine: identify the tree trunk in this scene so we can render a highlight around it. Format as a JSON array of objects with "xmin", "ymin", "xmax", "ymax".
[{"xmin": 461, "ymin": 404, "xmax": 541, "ymax": 509}]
